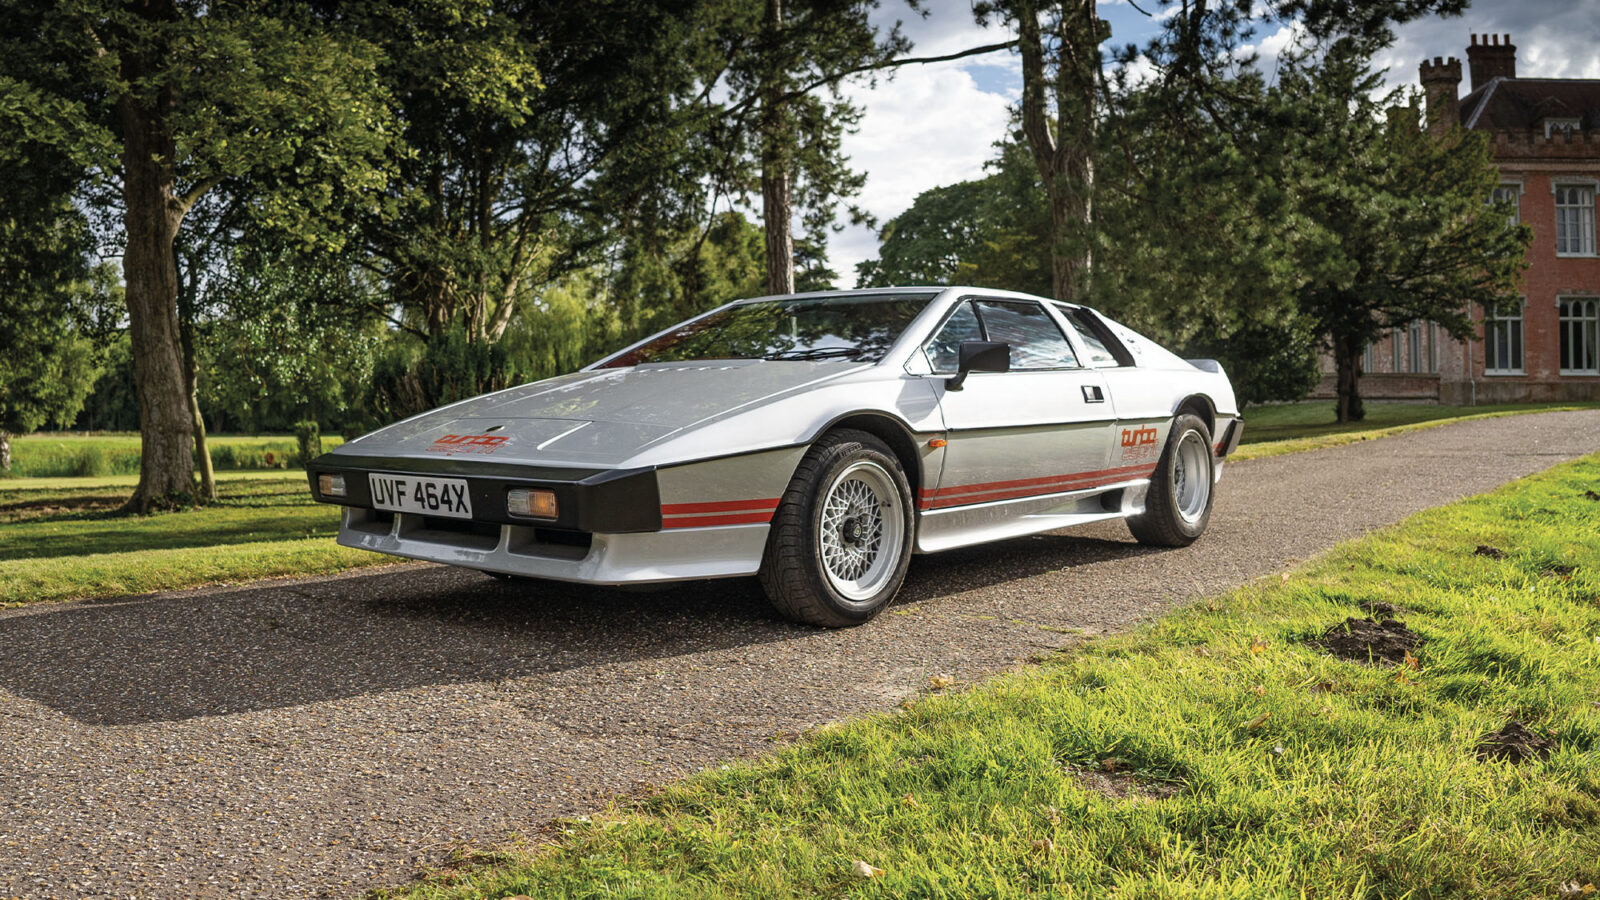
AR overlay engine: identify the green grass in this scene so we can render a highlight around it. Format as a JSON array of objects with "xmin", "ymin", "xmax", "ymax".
[
  {"xmin": 378, "ymin": 455, "xmax": 1600, "ymax": 899},
  {"xmin": 1234, "ymin": 401, "xmax": 1600, "ymax": 462},
  {"xmin": 2, "ymin": 432, "xmax": 346, "ymax": 478},
  {"xmin": 0, "ymin": 472, "xmax": 391, "ymax": 607}
]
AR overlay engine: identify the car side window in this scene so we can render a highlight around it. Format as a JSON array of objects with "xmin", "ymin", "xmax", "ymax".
[
  {"xmin": 924, "ymin": 301, "xmax": 983, "ymax": 373},
  {"xmin": 1052, "ymin": 303, "xmax": 1121, "ymax": 367},
  {"xmin": 975, "ymin": 300, "xmax": 1078, "ymax": 370}
]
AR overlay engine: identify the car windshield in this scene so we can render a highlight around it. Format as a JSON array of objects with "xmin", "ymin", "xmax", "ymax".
[{"xmin": 599, "ymin": 292, "xmax": 939, "ymax": 368}]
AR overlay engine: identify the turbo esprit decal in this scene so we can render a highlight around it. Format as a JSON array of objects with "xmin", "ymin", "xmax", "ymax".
[
  {"xmin": 1118, "ymin": 424, "xmax": 1159, "ymax": 463},
  {"xmin": 426, "ymin": 433, "xmax": 511, "ymax": 455}
]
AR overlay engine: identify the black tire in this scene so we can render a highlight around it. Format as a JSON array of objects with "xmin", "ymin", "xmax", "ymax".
[
  {"xmin": 759, "ymin": 429, "xmax": 915, "ymax": 627},
  {"xmin": 1127, "ymin": 413, "xmax": 1215, "ymax": 548}
]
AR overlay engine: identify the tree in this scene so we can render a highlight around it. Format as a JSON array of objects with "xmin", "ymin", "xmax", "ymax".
[
  {"xmin": 2, "ymin": 1, "xmax": 397, "ymax": 511},
  {"xmin": 976, "ymin": 0, "xmax": 1106, "ymax": 303},
  {"xmin": 1278, "ymin": 50, "xmax": 1528, "ymax": 422},
  {"xmin": 856, "ymin": 133, "xmax": 1051, "ymax": 295}
]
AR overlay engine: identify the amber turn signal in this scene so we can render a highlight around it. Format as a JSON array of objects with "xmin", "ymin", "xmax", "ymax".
[
  {"xmin": 507, "ymin": 488, "xmax": 558, "ymax": 519},
  {"xmin": 927, "ymin": 438, "xmax": 948, "ymax": 448}
]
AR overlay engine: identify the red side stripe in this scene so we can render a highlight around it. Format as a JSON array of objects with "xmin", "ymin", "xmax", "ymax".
[
  {"xmin": 661, "ymin": 511, "xmax": 775, "ymax": 529},
  {"xmin": 919, "ymin": 465, "xmax": 1157, "ymax": 511},
  {"xmin": 660, "ymin": 498, "xmax": 781, "ymax": 515},
  {"xmin": 920, "ymin": 462, "xmax": 1157, "ymax": 500}
]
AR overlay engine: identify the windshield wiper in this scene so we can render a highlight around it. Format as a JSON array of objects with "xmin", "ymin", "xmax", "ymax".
[{"xmin": 762, "ymin": 347, "xmax": 866, "ymax": 361}]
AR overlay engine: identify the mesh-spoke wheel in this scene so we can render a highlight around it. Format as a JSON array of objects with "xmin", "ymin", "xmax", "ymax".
[
  {"xmin": 1170, "ymin": 428, "xmax": 1211, "ymax": 525},
  {"xmin": 760, "ymin": 430, "xmax": 915, "ymax": 627},
  {"xmin": 818, "ymin": 460, "xmax": 903, "ymax": 601},
  {"xmin": 1127, "ymin": 412, "xmax": 1215, "ymax": 548}
]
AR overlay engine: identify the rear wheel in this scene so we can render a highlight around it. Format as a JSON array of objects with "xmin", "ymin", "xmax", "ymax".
[
  {"xmin": 1127, "ymin": 413, "xmax": 1214, "ymax": 547},
  {"xmin": 760, "ymin": 430, "xmax": 914, "ymax": 627}
]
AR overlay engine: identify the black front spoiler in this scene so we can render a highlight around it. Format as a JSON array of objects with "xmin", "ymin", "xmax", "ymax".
[{"xmin": 306, "ymin": 453, "xmax": 662, "ymax": 533}]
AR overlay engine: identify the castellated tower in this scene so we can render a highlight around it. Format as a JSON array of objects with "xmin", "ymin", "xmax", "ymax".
[{"xmin": 1418, "ymin": 56, "xmax": 1461, "ymax": 137}]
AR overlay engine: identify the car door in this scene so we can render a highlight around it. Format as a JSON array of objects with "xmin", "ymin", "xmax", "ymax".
[{"xmin": 920, "ymin": 297, "xmax": 1117, "ymax": 524}]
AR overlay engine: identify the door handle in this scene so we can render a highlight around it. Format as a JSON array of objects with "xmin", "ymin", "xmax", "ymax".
[{"xmin": 1082, "ymin": 385, "xmax": 1106, "ymax": 403}]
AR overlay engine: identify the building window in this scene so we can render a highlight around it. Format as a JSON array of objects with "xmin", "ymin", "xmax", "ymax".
[
  {"xmin": 1490, "ymin": 184, "xmax": 1520, "ymax": 228},
  {"xmin": 1545, "ymin": 117, "xmax": 1581, "ymax": 138},
  {"xmin": 1390, "ymin": 327, "xmax": 1402, "ymax": 372},
  {"xmin": 1555, "ymin": 185, "xmax": 1596, "ymax": 255},
  {"xmin": 1483, "ymin": 302, "xmax": 1524, "ymax": 375},
  {"xmin": 1407, "ymin": 321, "xmax": 1429, "ymax": 373},
  {"xmin": 1362, "ymin": 341, "xmax": 1374, "ymax": 374},
  {"xmin": 1559, "ymin": 297, "xmax": 1600, "ymax": 374}
]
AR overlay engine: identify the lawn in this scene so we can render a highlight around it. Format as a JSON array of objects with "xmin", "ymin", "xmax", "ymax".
[
  {"xmin": 1233, "ymin": 400, "xmax": 1600, "ymax": 461},
  {"xmin": 2, "ymin": 431, "xmax": 346, "ymax": 478},
  {"xmin": 377, "ymin": 453, "xmax": 1600, "ymax": 899},
  {"xmin": 0, "ymin": 472, "xmax": 391, "ymax": 607}
]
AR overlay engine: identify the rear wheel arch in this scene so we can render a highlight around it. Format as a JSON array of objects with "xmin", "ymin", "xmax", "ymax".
[{"xmin": 1175, "ymin": 395, "xmax": 1216, "ymax": 436}]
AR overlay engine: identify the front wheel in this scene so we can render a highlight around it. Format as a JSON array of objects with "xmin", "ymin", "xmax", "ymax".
[
  {"xmin": 760, "ymin": 430, "xmax": 915, "ymax": 627},
  {"xmin": 1127, "ymin": 413, "xmax": 1215, "ymax": 548}
]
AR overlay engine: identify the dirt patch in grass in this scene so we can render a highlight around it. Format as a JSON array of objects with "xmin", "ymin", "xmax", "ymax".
[
  {"xmin": 1314, "ymin": 617, "xmax": 1424, "ymax": 666},
  {"xmin": 1584, "ymin": 490, "xmax": 1599, "ymax": 501},
  {"xmin": 1543, "ymin": 564, "xmax": 1578, "ymax": 578},
  {"xmin": 1475, "ymin": 720, "xmax": 1554, "ymax": 764},
  {"xmin": 1474, "ymin": 544, "xmax": 1507, "ymax": 560},
  {"xmin": 1068, "ymin": 763, "xmax": 1182, "ymax": 801},
  {"xmin": 1359, "ymin": 600, "xmax": 1404, "ymax": 620}
]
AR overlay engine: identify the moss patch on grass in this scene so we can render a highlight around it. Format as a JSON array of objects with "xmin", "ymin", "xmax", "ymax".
[{"xmin": 376, "ymin": 455, "xmax": 1600, "ymax": 900}]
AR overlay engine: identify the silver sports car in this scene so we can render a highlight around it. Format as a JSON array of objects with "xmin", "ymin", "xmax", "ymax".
[{"xmin": 309, "ymin": 287, "xmax": 1243, "ymax": 626}]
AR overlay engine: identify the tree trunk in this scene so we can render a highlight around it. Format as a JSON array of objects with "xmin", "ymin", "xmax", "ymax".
[
  {"xmin": 1016, "ymin": 0, "xmax": 1103, "ymax": 303},
  {"xmin": 760, "ymin": 0, "xmax": 795, "ymax": 296},
  {"xmin": 1333, "ymin": 332, "xmax": 1366, "ymax": 424},
  {"xmin": 177, "ymin": 250, "xmax": 216, "ymax": 502},
  {"xmin": 118, "ymin": 10, "xmax": 197, "ymax": 514},
  {"xmin": 0, "ymin": 430, "xmax": 10, "ymax": 472}
]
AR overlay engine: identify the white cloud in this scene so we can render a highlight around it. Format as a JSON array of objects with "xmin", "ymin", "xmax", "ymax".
[
  {"xmin": 824, "ymin": 7, "xmax": 1019, "ymax": 285},
  {"xmin": 1376, "ymin": 1, "xmax": 1600, "ymax": 90}
]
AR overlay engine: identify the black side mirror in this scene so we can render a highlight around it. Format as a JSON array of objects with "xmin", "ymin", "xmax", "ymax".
[{"xmin": 946, "ymin": 340, "xmax": 1010, "ymax": 390}]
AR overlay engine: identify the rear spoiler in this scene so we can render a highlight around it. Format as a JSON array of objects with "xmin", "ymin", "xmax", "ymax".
[{"xmin": 1186, "ymin": 359, "xmax": 1223, "ymax": 374}]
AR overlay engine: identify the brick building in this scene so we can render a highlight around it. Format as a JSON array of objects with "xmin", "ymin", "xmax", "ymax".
[{"xmin": 1313, "ymin": 34, "xmax": 1600, "ymax": 404}]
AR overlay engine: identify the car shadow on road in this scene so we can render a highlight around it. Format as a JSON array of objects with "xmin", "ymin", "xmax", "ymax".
[{"xmin": 0, "ymin": 525, "xmax": 1160, "ymax": 727}]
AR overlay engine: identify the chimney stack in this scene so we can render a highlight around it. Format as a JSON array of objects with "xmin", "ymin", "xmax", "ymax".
[
  {"xmin": 1419, "ymin": 55, "xmax": 1462, "ymax": 135},
  {"xmin": 1466, "ymin": 33, "xmax": 1517, "ymax": 89}
]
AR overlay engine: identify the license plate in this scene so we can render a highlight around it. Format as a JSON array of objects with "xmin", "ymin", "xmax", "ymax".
[{"xmin": 368, "ymin": 473, "xmax": 474, "ymax": 519}]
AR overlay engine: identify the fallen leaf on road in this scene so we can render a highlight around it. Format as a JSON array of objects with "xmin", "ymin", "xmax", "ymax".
[
  {"xmin": 1244, "ymin": 712, "xmax": 1271, "ymax": 730},
  {"xmin": 852, "ymin": 860, "xmax": 885, "ymax": 879},
  {"xmin": 1030, "ymin": 838, "xmax": 1054, "ymax": 854},
  {"xmin": 1556, "ymin": 880, "xmax": 1595, "ymax": 899},
  {"xmin": 1403, "ymin": 650, "xmax": 1420, "ymax": 670},
  {"xmin": 1250, "ymin": 636, "xmax": 1267, "ymax": 655},
  {"xmin": 928, "ymin": 675, "xmax": 954, "ymax": 690}
]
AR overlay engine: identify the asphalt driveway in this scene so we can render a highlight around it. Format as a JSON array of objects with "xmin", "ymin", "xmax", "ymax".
[{"xmin": 4, "ymin": 409, "xmax": 1599, "ymax": 898}]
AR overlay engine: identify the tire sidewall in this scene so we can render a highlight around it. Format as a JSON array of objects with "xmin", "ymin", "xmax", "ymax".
[
  {"xmin": 1152, "ymin": 414, "xmax": 1214, "ymax": 540},
  {"xmin": 795, "ymin": 436, "xmax": 915, "ymax": 621}
]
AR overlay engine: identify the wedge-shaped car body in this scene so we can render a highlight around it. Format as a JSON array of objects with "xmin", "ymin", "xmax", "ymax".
[{"xmin": 310, "ymin": 287, "xmax": 1243, "ymax": 625}]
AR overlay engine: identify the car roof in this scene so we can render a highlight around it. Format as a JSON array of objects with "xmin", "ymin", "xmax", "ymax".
[{"xmin": 728, "ymin": 286, "xmax": 1086, "ymax": 310}]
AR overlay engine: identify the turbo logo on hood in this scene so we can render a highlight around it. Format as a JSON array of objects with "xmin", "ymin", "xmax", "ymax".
[{"xmin": 426, "ymin": 433, "xmax": 510, "ymax": 455}]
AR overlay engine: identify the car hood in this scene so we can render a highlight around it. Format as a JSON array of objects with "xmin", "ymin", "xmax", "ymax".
[{"xmin": 333, "ymin": 358, "xmax": 868, "ymax": 468}]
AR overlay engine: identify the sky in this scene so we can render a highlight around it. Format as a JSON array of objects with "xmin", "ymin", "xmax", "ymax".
[{"xmin": 826, "ymin": 0, "xmax": 1600, "ymax": 286}]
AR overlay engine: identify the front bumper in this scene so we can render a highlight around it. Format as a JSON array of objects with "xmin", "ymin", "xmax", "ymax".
[
  {"xmin": 335, "ymin": 506, "xmax": 769, "ymax": 584},
  {"xmin": 306, "ymin": 453, "xmax": 662, "ymax": 533},
  {"xmin": 306, "ymin": 453, "xmax": 770, "ymax": 583}
]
